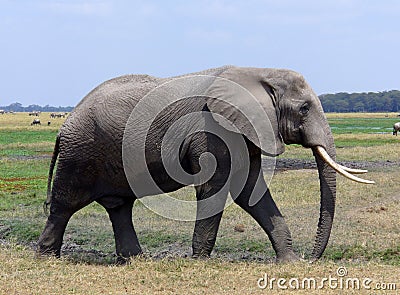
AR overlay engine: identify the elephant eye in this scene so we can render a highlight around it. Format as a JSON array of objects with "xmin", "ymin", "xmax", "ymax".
[{"xmin": 299, "ymin": 103, "xmax": 310, "ymax": 115}]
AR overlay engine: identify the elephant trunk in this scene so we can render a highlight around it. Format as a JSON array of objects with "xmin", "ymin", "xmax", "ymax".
[{"xmin": 310, "ymin": 132, "xmax": 336, "ymax": 261}]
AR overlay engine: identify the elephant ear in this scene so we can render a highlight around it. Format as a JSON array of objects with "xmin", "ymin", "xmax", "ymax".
[{"xmin": 205, "ymin": 66, "xmax": 285, "ymax": 156}]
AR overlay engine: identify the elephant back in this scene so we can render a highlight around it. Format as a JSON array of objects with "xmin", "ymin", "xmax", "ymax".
[{"xmin": 55, "ymin": 75, "xmax": 161, "ymax": 168}]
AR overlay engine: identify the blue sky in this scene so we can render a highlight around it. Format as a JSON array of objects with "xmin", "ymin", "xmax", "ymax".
[{"xmin": 1, "ymin": 0, "xmax": 399, "ymax": 106}]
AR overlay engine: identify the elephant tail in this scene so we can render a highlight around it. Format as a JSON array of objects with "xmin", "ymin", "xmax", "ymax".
[{"xmin": 44, "ymin": 133, "xmax": 61, "ymax": 215}]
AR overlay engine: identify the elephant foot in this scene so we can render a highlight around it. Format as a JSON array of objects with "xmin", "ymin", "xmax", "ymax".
[
  {"xmin": 192, "ymin": 252, "xmax": 211, "ymax": 260},
  {"xmin": 192, "ymin": 242, "xmax": 213, "ymax": 259},
  {"xmin": 115, "ymin": 255, "xmax": 132, "ymax": 265},
  {"xmin": 115, "ymin": 250, "xmax": 144, "ymax": 265},
  {"xmin": 276, "ymin": 251, "xmax": 302, "ymax": 263},
  {"xmin": 35, "ymin": 238, "xmax": 62, "ymax": 258},
  {"xmin": 35, "ymin": 246, "xmax": 61, "ymax": 259}
]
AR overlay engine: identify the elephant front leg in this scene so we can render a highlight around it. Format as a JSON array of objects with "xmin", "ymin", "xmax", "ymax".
[
  {"xmin": 192, "ymin": 184, "xmax": 229, "ymax": 258},
  {"xmin": 231, "ymin": 165, "xmax": 299, "ymax": 263},
  {"xmin": 188, "ymin": 131, "xmax": 231, "ymax": 258}
]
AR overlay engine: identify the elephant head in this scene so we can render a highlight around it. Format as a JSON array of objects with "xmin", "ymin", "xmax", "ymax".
[{"xmin": 206, "ymin": 66, "xmax": 373, "ymax": 260}]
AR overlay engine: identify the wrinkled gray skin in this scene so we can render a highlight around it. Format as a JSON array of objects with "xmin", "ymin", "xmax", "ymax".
[
  {"xmin": 37, "ymin": 66, "xmax": 336, "ymax": 263},
  {"xmin": 393, "ymin": 122, "xmax": 400, "ymax": 135}
]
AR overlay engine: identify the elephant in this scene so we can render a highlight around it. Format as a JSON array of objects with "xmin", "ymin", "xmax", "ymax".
[
  {"xmin": 37, "ymin": 66, "xmax": 373, "ymax": 263},
  {"xmin": 393, "ymin": 122, "xmax": 400, "ymax": 135}
]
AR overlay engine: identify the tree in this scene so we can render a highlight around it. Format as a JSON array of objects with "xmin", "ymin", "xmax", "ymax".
[{"xmin": 319, "ymin": 90, "xmax": 400, "ymax": 112}]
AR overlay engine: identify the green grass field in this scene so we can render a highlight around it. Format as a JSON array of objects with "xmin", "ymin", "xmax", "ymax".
[{"xmin": 0, "ymin": 112, "xmax": 399, "ymax": 294}]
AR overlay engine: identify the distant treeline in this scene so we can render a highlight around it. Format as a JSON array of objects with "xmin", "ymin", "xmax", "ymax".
[
  {"xmin": 319, "ymin": 90, "xmax": 400, "ymax": 112},
  {"xmin": 0, "ymin": 102, "xmax": 74, "ymax": 112},
  {"xmin": 2, "ymin": 90, "xmax": 400, "ymax": 113}
]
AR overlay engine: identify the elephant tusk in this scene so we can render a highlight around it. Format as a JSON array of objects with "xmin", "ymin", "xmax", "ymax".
[
  {"xmin": 314, "ymin": 146, "xmax": 375, "ymax": 184},
  {"xmin": 337, "ymin": 164, "xmax": 368, "ymax": 174}
]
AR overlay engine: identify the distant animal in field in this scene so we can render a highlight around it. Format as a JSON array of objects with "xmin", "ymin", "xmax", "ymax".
[
  {"xmin": 393, "ymin": 122, "xmax": 400, "ymax": 135},
  {"xmin": 31, "ymin": 119, "xmax": 41, "ymax": 126},
  {"xmin": 50, "ymin": 112, "xmax": 66, "ymax": 118},
  {"xmin": 0, "ymin": 110, "xmax": 4, "ymax": 114},
  {"xmin": 48, "ymin": 121, "xmax": 51, "ymax": 126},
  {"xmin": 29, "ymin": 111, "xmax": 41, "ymax": 116}
]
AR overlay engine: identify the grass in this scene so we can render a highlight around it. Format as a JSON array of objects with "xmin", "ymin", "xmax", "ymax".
[
  {"xmin": 0, "ymin": 112, "xmax": 60, "ymax": 157},
  {"xmin": 0, "ymin": 246, "xmax": 398, "ymax": 294},
  {"xmin": 328, "ymin": 118, "xmax": 396, "ymax": 134},
  {"xmin": 280, "ymin": 143, "xmax": 400, "ymax": 162},
  {"xmin": 327, "ymin": 112, "xmax": 400, "ymax": 137},
  {"xmin": 324, "ymin": 245, "xmax": 400, "ymax": 264},
  {"xmin": 0, "ymin": 112, "xmax": 399, "ymax": 294},
  {"xmin": 0, "ymin": 130, "xmax": 58, "ymax": 145}
]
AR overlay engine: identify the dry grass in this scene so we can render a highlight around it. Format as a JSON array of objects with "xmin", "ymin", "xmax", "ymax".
[
  {"xmin": 326, "ymin": 112, "xmax": 399, "ymax": 119},
  {"xmin": 0, "ymin": 112, "xmax": 66, "ymax": 131},
  {"xmin": 0, "ymin": 142, "xmax": 54, "ymax": 153},
  {"xmin": 0, "ymin": 245, "xmax": 398, "ymax": 295},
  {"xmin": 336, "ymin": 144, "xmax": 400, "ymax": 162},
  {"xmin": 281, "ymin": 134, "xmax": 400, "ymax": 162},
  {"xmin": 270, "ymin": 169, "xmax": 400, "ymax": 255}
]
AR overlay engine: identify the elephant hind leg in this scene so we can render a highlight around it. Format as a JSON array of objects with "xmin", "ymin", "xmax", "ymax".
[
  {"xmin": 98, "ymin": 197, "xmax": 142, "ymax": 263},
  {"xmin": 37, "ymin": 195, "xmax": 89, "ymax": 257},
  {"xmin": 37, "ymin": 183, "xmax": 97, "ymax": 258},
  {"xmin": 37, "ymin": 209, "xmax": 73, "ymax": 257}
]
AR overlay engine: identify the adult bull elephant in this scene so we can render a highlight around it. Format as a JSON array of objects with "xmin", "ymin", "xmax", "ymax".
[{"xmin": 37, "ymin": 66, "xmax": 373, "ymax": 263}]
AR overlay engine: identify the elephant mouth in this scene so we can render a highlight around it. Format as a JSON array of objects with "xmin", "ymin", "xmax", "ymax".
[{"xmin": 313, "ymin": 146, "xmax": 374, "ymax": 184}]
